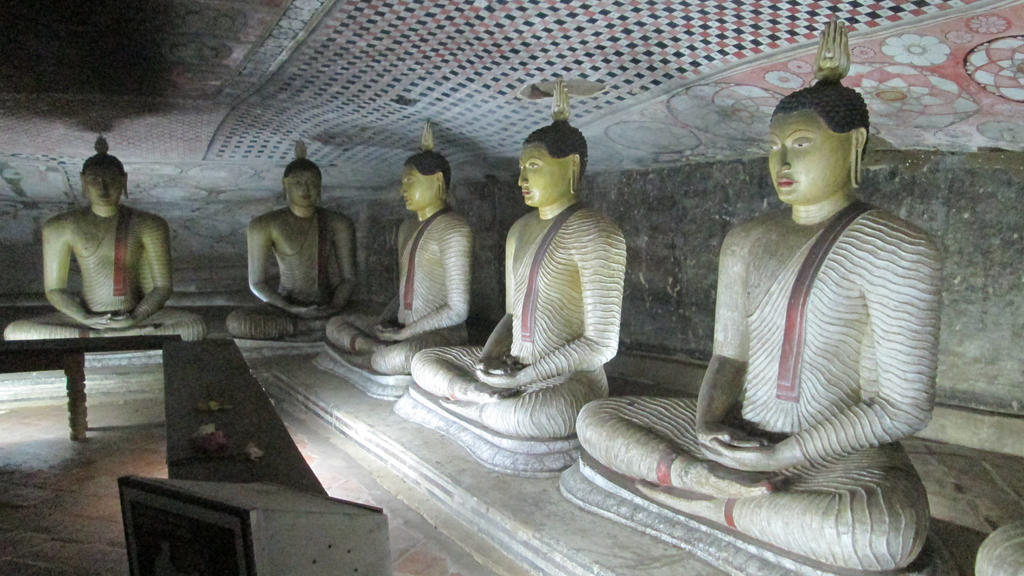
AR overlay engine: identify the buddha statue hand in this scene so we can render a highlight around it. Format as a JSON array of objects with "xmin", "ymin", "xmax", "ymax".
[
  {"xmin": 104, "ymin": 313, "xmax": 139, "ymax": 330},
  {"xmin": 80, "ymin": 313, "xmax": 113, "ymax": 330},
  {"xmin": 474, "ymin": 355, "xmax": 503, "ymax": 375},
  {"xmin": 289, "ymin": 303, "xmax": 336, "ymax": 319},
  {"xmin": 699, "ymin": 462, "xmax": 779, "ymax": 495},
  {"xmin": 373, "ymin": 322, "xmax": 404, "ymax": 342},
  {"xmin": 701, "ymin": 435, "xmax": 805, "ymax": 473},
  {"xmin": 474, "ymin": 353, "xmax": 525, "ymax": 376},
  {"xmin": 473, "ymin": 354, "xmax": 528, "ymax": 388},
  {"xmin": 80, "ymin": 312, "xmax": 131, "ymax": 330},
  {"xmin": 443, "ymin": 381, "xmax": 522, "ymax": 405},
  {"xmin": 638, "ymin": 460, "xmax": 776, "ymax": 501},
  {"xmin": 696, "ymin": 422, "xmax": 770, "ymax": 450}
]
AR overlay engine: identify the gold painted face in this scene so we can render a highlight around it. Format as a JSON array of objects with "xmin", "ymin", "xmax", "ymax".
[
  {"xmin": 81, "ymin": 168, "xmax": 126, "ymax": 209},
  {"xmin": 283, "ymin": 170, "xmax": 322, "ymax": 209},
  {"xmin": 768, "ymin": 110, "xmax": 864, "ymax": 208},
  {"xmin": 400, "ymin": 165, "xmax": 444, "ymax": 213},
  {"xmin": 517, "ymin": 144, "xmax": 577, "ymax": 209}
]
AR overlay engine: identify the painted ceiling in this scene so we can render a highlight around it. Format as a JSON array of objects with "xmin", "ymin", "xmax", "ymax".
[{"xmin": 0, "ymin": 0, "xmax": 1022, "ymax": 196}]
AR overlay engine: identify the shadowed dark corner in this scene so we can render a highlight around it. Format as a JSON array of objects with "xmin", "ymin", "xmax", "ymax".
[{"xmin": 0, "ymin": 0, "xmax": 175, "ymax": 132}]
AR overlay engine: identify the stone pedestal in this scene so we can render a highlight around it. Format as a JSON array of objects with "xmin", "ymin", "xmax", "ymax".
[
  {"xmin": 256, "ymin": 357, "xmax": 729, "ymax": 575},
  {"xmin": 314, "ymin": 344, "xmax": 412, "ymax": 400},
  {"xmin": 232, "ymin": 338, "xmax": 325, "ymax": 361},
  {"xmin": 393, "ymin": 384, "xmax": 580, "ymax": 477},
  {"xmin": 560, "ymin": 454, "xmax": 955, "ymax": 576},
  {"xmin": 976, "ymin": 522, "xmax": 1024, "ymax": 576}
]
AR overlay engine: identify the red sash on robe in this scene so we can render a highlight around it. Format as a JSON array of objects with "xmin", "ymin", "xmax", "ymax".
[
  {"xmin": 521, "ymin": 203, "xmax": 582, "ymax": 343},
  {"xmin": 113, "ymin": 208, "xmax": 132, "ymax": 298},
  {"xmin": 402, "ymin": 207, "xmax": 450, "ymax": 311},
  {"xmin": 775, "ymin": 200, "xmax": 873, "ymax": 402},
  {"xmin": 316, "ymin": 209, "xmax": 331, "ymax": 300}
]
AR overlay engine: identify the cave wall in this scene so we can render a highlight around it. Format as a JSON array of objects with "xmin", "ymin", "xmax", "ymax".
[
  {"xmin": 1, "ymin": 150, "xmax": 1020, "ymax": 415},
  {"xmin": 365, "ymin": 150, "xmax": 1024, "ymax": 416}
]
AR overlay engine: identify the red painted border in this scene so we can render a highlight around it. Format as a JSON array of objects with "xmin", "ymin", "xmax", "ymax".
[
  {"xmin": 112, "ymin": 209, "xmax": 131, "ymax": 298},
  {"xmin": 521, "ymin": 204, "xmax": 581, "ymax": 342},
  {"xmin": 402, "ymin": 207, "xmax": 449, "ymax": 311},
  {"xmin": 776, "ymin": 201, "xmax": 872, "ymax": 402}
]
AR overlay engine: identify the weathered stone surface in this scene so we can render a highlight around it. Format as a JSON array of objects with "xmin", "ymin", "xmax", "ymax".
[
  {"xmin": 257, "ymin": 356, "xmax": 726, "ymax": 575},
  {"xmin": 976, "ymin": 521, "xmax": 1024, "ymax": 576},
  {"xmin": 858, "ymin": 152, "xmax": 1024, "ymax": 415},
  {"xmin": 561, "ymin": 456, "xmax": 956, "ymax": 576},
  {"xmin": 393, "ymin": 385, "xmax": 581, "ymax": 477},
  {"xmin": 314, "ymin": 344, "xmax": 412, "ymax": 400},
  {"xmin": 233, "ymin": 338, "xmax": 324, "ymax": 360}
]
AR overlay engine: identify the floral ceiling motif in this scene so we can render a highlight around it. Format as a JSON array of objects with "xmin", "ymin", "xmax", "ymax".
[
  {"xmin": 621, "ymin": 0, "xmax": 1024, "ymax": 159},
  {"xmin": 0, "ymin": 0, "xmax": 1021, "ymax": 192},
  {"xmin": 965, "ymin": 35, "xmax": 1024, "ymax": 101},
  {"xmin": 849, "ymin": 63, "xmax": 979, "ymax": 129}
]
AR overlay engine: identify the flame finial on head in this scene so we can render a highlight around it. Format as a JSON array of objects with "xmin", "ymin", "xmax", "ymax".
[
  {"xmin": 814, "ymin": 17, "xmax": 851, "ymax": 84},
  {"xmin": 283, "ymin": 139, "xmax": 320, "ymax": 178},
  {"xmin": 404, "ymin": 120, "xmax": 450, "ymax": 189},
  {"xmin": 82, "ymin": 135, "xmax": 125, "ymax": 176},
  {"xmin": 420, "ymin": 121, "xmax": 434, "ymax": 152},
  {"xmin": 551, "ymin": 77, "xmax": 570, "ymax": 122}
]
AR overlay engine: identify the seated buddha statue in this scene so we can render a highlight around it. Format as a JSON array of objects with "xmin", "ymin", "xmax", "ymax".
[
  {"xmin": 571, "ymin": 21, "xmax": 942, "ymax": 572},
  {"xmin": 398, "ymin": 81, "xmax": 627, "ymax": 474},
  {"xmin": 3, "ymin": 137, "xmax": 206, "ymax": 342},
  {"xmin": 324, "ymin": 122, "xmax": 472, "ymax": 381},
  {"xmin": 226, "ymin": 142, "xmax": 356, "ymax": 341},
  {"xmin": 976, "ymin": 521, "xmax": 1024, "ymax": 576}
]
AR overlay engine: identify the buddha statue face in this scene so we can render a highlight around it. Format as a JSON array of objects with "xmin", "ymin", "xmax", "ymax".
[
  {"xmin": 283, "ymin": 169, "xmax": 322, "ymax": 211},
  {"xmin": 517, "ymin": 143, "xmax": 579, "ymax": 210},
  {"xmin": 401, "ymin": 165, "xmax": 445, "ymax": 213},
  {"xmin": 768, "ymin": 110, "xmax": 867, "ymax": 208},
  {"xmin": 81, "ymin": 165, "xmax": 126, "ymax": 213}
]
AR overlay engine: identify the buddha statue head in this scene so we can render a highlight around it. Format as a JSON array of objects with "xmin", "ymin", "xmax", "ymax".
[
  {"xmin": 282, "ymin": 140, "xmax": 322, "ymax": 217},
  {"xmin": 401, "ymin": 121, "xmax": 451, "ymax": 218},
  {"xmin": 769, "ymin": 19, "xmax": 869, "ymax": 221},
  {"xmin": 81, "ymin": 136, "xmax": 127, "ymax": 217},
  {"xmin": 519, "ymin": 79, "xmax": 588, "ymax": 216}
]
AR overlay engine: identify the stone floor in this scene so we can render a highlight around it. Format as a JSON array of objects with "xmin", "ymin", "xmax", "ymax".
[
  {"xmin": 1, "ymin": 375, "xmax": 1022, "ymax": 575},
  {"xmin": 263, "ymin": 354, "xmax": 1024, "ymax": 576},
  {"xmin": 0, "ymin": 398, "xmax": 499, "ymax": 576},
  {"xmin": 904, "ymin": 439, "xmax": 1024, "ymax": 574}
]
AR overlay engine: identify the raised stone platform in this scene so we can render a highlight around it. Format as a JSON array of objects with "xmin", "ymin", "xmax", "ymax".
[
  {"xmin": 393, "ymin": 384, "xmax": 580, "ymax": 477},
  {"xmin": 233, "ymin": 338, "xmax": 325, "ymax": 360},
  {"xmin": 561, "ymin": 454, "xmax": 955, "ymax": 576},
  {"xmin": 314, "ymin": 344, "xmax": 412, "ymax": 400},
  {"xmin": 255, "ymin": 354, "xmax": 727, "ymax": 576},
  {"xmin": 241, "ymin": 354, "xmax": 1024, "ymax": 576}
]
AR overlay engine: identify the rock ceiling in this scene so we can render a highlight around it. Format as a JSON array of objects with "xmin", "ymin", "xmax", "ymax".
[{"xmin": 0, "ymin": 0, "xmax": 1022, "ymax": 195}]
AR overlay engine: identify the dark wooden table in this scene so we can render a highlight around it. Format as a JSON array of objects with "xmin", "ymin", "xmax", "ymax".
[
  {"xmin": 0, "ymin": 336, "xmax": 180, "ymax": 441},
  {"xmin": 162, "ymin": 340, "xmax": 325, "ymax": 495}
]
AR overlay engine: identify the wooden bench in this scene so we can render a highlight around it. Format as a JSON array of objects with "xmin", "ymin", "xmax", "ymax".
[
  {"xmin": 0, "ymin": 336, "xmax": 180, "ymax": 441},
  {"xmin": 162, "ymin": 340, "xmax": 325, "ymax": 495}
]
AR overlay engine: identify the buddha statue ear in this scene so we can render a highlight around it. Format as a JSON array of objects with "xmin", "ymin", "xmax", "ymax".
[
  {"xmin": 434, "ymin": 171, "xmax": 446, "ymax": 203},
  {"xmin": 569, "ymin": 154, "xmax": 581, "ymax": 195},
  {"xmin": 849, "ymin": 127, "xmax": 867, "ymax": 189}
]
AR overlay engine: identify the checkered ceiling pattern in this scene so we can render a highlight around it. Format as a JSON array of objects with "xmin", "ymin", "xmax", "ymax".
[
  {"xmin": 207, "ymin": 0, "xmax": 990, "ymax": 178},
  {"xmin": 1, "ymin": 0, "xmax": 1020, "ymax": 190}
]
